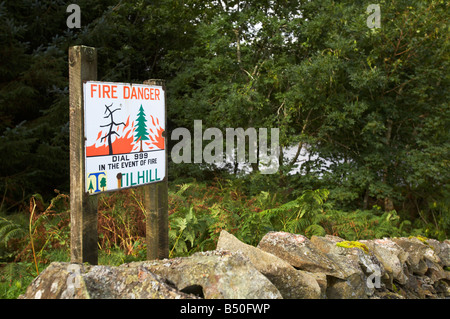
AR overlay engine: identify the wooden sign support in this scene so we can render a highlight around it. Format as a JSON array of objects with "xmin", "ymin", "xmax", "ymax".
[
  {"xmin": 69, "ymin": 46, "xmax": 168, "ymax": 264},
  {"xmin": 69, "ymin": 45, "xmax": 98, "ymax": 264},
  {"xmin": 143, "ymin": 79, "xmax": 169, "ymax": 260}
]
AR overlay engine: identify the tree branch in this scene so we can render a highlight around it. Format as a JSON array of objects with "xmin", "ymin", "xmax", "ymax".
[{"xmin": 287, "ymin": 108, "xmax": 313, "ymax": 168}]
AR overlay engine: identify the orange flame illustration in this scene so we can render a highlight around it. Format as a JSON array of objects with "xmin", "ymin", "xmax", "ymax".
[
  {"xmin": 145, "ymin": 115, "xmax": 165, "ymax": 150},
  {"xmin": 86, "ymin": 116, "xmax": 135, "ymax": 157}
]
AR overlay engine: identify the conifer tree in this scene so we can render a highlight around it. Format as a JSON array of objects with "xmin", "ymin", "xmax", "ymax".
[
  {"xmin": 134, "ymin": 105, "xmax": 149, "ymax": 152},
  {"xmin": 88, "ymin": 180, "xmax": 94, "ymax": 194}
]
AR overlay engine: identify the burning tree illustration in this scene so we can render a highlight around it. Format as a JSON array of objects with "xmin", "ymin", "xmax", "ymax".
[
  {"xmin": 100, "ymin": 103, "xmax": 126, "ymax": 155},
  {"xmin": 134, "ymin": 105, "xmax": 149, "ymax": 152}
]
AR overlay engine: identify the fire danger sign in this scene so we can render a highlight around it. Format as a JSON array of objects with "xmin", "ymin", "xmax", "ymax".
[{"xmin": 83, "ymin": 81, "xmax": 166, "ymax": 194}]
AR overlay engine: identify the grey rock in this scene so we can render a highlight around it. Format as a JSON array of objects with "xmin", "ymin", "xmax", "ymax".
[
  {"xmin": 361, "ymin": 238, "xmax": 409, "ymax": 285},
  {"xmin": 128, "ymin": 249, "xmax": 282, "ymax": 299},
  {"xmin": 310, "ymin": 235, "xmax": 380, "ymax": 278},
  {"xmin": 19, "ymin": 262, "xmax": 197, "ymax": 299},
  {"xmin": 392, "ymin": 237, "xmax": 440, "ymax": 276},
  {"xmin": 427, "ymin": 239, "xmax": 450, "ymax": 266},
  {"xmin": 310, "ymin": 235, "xmax": 387, "ymax": 298},
  {"xmin": 326, "ymin": 273, "xmax": 367, "ymax": 299},
  {"xmin": 257, "ymin": 231, "xmax": 343, "ymax": 278},
  {"xmin": 216, "ymin": 230, "xmax": 321, "ymax": 299}
]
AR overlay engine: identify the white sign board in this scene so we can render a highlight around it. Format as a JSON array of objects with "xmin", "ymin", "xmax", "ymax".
[{"xmin": 83, "ymin": 81, "xmax": 165, "ymax": 194}]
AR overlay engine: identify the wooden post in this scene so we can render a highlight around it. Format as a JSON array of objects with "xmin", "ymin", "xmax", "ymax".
[
  {"xmin": 143, "ymin": 79, "xmax": 169, "ymax": 260},
  {"xmin": 157, "ymin": 179, "xmax": 169, "ymax": 260},
  {"xmin": 69, "ymin": 46, "xmax": 98, "ymax": 265}
]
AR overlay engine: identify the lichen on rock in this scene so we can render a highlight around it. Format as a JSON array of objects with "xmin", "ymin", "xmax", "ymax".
[{"xmin": 335, "ymin": 241, "xmax": 370, "ymax": 254}]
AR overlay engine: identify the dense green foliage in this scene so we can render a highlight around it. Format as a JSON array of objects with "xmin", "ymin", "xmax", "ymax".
[{"xmin": 0, "ymin": 0, "xmax": 448, "ymax": 298}]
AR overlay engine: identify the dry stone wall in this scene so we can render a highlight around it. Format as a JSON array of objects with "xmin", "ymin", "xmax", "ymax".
[{"xmin": 20, "ymin": 231, "xmax": 450, "ymax": 299}]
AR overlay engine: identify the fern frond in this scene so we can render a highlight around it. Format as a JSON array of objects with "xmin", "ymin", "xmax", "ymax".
[
  {"xmin": 175, "ymin": 183, "xmax": 192, "ymax": 195},
  {"xmin": 305, "ymin": 224, "xmax": 326, "ymax": 237},
  {"xmin": 0, "ymin": 217, "xmax": 26, "ymax": 246}
]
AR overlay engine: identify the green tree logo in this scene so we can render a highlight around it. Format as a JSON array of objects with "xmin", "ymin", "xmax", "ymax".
[
  {"xmin": 134, "ymin": 105, "xmax": 150, "ymax": 152},
  {"xmin": 88, "ymin": 179, "xmax": 94, "ymax": 193},
  {"xmin": 100, "ymin": 177, "xmax": 106, "ymax": 191}
]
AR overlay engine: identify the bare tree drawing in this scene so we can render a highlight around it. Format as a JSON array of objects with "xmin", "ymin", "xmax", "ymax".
[{"xmin": 100, "ymin": 103, "xmax": 125, "ymax": 155}]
